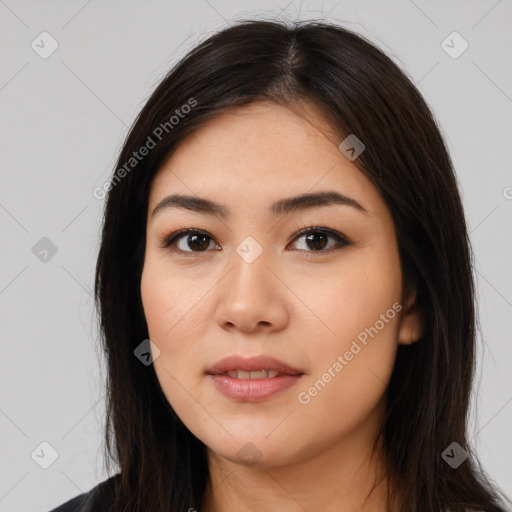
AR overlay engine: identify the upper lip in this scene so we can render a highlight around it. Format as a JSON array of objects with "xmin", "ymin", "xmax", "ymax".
[{"xmin": 207, "ymin": 355, "xmax": 304, "ymax": 376}]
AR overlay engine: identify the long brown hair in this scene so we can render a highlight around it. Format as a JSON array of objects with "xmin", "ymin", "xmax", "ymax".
[{"xmin": 94, "ymin": 19, "xmax": 511, "ymax": 512}]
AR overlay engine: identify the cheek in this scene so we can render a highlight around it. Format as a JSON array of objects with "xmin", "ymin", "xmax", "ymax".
[
  {"xmin": 295, "ymin": 245, "xmax": 402, "ymax": 350},
  {"xmin": 140, "ymin": 257, "xmax": 207, "ymax": 342},
  {"xmin": 140, "ymin": 259, "xmax": 210, "ymax": 392},
  {"xmin": 292, "ymin": 247, "xmax": 402, "ymax": 414}
]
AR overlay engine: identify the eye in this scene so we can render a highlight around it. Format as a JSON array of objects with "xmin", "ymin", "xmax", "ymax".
[
  {"xmin": 161, "ymin": 229, "xmax": 220, "ymax": 254},
  {"xmin": 160, "ymin": 225, "xmax": 351, "ymax": 256},
  {"xmin": 288, "ymin": 226, "xmax": 350, "ymax": 253}
]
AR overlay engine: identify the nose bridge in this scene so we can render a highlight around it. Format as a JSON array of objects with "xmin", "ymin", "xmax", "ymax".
[
  {"xmin": 228, "ymin": 234, "xmax": 275, "ymax": 300},
  {"xmin": 214, "ymin": 234, "xmax": 288, "ymax": 332}
]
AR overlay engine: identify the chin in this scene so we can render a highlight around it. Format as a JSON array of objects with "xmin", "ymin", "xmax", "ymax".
[{"xmin": 204, "ymin": 434, "xmax": 307, "ymax": 470}]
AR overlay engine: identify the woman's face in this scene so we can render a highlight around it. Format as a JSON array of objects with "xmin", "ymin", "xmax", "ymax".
[{"xmin": 140, "ymin": 101, "xmax": 422, "ymax": 469}]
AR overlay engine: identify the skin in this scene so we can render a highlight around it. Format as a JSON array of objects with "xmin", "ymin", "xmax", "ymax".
[{"xmin": 140, "ymin": 101, "xmax": 423, "ymax": 512}]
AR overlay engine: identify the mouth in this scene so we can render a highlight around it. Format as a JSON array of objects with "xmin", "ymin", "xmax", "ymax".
[
  {"xmin": 206, "ymin": 354, "xmax": 305, "ymax": 401},
  {"xmin": 206, "ymin": 354, "xmax": 305, "ymax": 378},
  {"xmin": 220, "ymin": 369, "xmax": 288, "ymax": 379}
]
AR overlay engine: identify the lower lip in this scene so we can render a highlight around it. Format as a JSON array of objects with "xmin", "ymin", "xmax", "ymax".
[{"xmin": 208, "ymin": 374, "xmax": 303, "ymax": 401}]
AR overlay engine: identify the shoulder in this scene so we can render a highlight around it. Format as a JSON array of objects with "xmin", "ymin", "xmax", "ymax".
[{"xmin": 47, "ymin": 473, "xmax": 120, "ymax": 512}]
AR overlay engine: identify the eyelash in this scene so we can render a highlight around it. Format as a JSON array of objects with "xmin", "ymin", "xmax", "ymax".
[{"xmin": 159, "ymin": 225, "xmax": 351, "ymax": 257}]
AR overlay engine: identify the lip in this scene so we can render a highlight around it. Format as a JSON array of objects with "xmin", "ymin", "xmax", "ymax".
[
  {"xmin": 206, "ymin": 354, "xmax": 305, "ymax": 402},
  {"xmin": 206, "ymin": 354, "xmax": 304, "ymax": 376}
]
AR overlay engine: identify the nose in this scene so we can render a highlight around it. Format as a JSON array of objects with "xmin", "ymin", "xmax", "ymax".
[{"xmin": 214, "ymin": 246, "xmax": 289, "ymax": 334}]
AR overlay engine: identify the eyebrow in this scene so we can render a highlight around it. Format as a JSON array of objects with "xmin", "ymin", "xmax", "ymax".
[{"xmin": 151, "ymin": 190, "xmax": 369, "ymax": 219}]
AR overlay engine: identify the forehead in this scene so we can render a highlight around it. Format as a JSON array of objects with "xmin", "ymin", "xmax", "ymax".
[{"xmin": 148, "ymin": 101, "xmax": 381, "ymax": 219}]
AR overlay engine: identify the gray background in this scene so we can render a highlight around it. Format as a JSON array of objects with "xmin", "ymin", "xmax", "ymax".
[{"xmin": 0, "ymin": 1, "xmax": 511, "ymax": 510}]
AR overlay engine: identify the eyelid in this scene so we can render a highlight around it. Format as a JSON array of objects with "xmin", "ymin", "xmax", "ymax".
[
  {"xmin": 159, "ymin": 227, "xmax": 219, "ymax": 254},
  {"xmin": 290, "ymin": 225, "xmax": 351, "ymax": 248},
  {"xmin": 159, "ymin": 225, "xmax": 351, "ymax": 254}
]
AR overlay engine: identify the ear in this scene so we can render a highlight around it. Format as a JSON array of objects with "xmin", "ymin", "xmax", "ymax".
[{"xmin": 398, "ymin": 290, "xmax": 424, "ymax": 345}]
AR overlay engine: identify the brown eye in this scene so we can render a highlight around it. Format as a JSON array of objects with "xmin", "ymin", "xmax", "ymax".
[
  {"xmin": 162, "ymin": 229, "xmax": 219, "ymax": 253},
  {"xmin": 181, "ymin": 233, "xmax": 212, "ymax": 251},
  {"xmin": 289, "ymin": 227, "xmax": 350, "ymax": 253},
  {"xmin": 304, "ymin": 232, "xmax": 329, "ymax": 251},
  {"xmin": 161, "ymin": 226, "xmax": 350, "ymax": 257}
]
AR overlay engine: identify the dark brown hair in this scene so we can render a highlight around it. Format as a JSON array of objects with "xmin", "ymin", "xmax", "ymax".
[{"xmin": 94, "ymin": 18, "xmax": 511, "ymax": 512}]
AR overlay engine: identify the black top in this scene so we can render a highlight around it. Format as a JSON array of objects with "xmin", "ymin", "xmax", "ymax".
[{"xmin": 47, "ymin": 474, "xmax": 119, "ymax": 512}]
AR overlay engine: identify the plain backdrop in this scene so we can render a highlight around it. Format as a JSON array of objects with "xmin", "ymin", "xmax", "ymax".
[{"xmin": 0, "ymin": 1, "xmax": 511, "ymax": 511}]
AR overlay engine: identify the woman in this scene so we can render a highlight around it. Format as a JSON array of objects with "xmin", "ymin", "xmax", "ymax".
[{"xmin": 49, "ymin": 19, "xmax": 510, "ymax": 512}]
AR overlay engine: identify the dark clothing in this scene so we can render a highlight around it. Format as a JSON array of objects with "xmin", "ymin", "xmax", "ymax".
[{"xmin": 47, "ymin": 474, "xmax": 119, "ymax": 512}]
